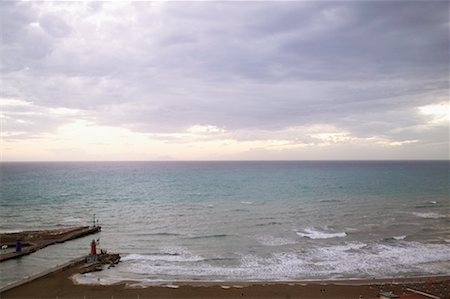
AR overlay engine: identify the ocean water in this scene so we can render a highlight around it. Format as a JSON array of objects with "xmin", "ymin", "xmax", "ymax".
[{"xmin": 0, "ymin": 161, "xmax": 449, "ymax": 287}]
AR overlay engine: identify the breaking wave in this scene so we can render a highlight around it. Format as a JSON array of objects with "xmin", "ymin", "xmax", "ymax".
[
  {"xmin": 296, "ymin": 228, "xmax": 347, "ymax": 239},
  {"xmin": 412, "ymin": 212, "xmax": 445, "ymax": 219},
  {"xmin": 75, "ymin": 241, "xmax": 450, "ymax": 284}
]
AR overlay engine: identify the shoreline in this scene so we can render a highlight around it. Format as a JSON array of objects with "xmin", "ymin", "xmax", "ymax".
[
  {"xmin": 71, "ymin": 275, "xmax": 450, "ymax": 287},
  {"xmin": 1, "ymin": 257, "xmax": 448, "ymax": 298}
]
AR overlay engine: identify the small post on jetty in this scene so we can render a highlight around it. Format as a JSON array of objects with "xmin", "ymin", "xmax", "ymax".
[{"xmin": 93, "ymin": 214, "xmax": 96, "ymax": 227}]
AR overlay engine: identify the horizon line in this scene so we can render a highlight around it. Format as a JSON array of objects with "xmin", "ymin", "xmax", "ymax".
[{"xmin": 1, "ymin": 159, "xmax": 449, "ymax": 163}]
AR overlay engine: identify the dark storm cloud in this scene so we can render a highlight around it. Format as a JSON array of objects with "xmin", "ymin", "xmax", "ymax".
[{"xmin": 1, "ymin": 1, "xmax": 448, "ymax": 149}]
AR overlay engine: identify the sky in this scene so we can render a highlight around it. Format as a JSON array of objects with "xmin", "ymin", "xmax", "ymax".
[{"xmin": 1, "ymin": 1, "xmax": 449, "ymax": 161}]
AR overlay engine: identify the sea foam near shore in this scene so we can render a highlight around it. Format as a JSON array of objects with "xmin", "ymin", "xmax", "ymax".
[{"xmin": 71, "ymin": 238, "xmax": 450, "ymax": 285}]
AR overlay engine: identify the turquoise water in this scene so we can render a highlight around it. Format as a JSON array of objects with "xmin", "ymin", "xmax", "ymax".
[{"xmin": 1, "ymin": 161, "xmax": 449, "ymax": 286}]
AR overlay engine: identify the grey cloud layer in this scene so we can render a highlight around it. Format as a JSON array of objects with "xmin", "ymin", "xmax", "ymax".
[{"xmin": 1, "ymin": 1, "xmax": 448, "ymax": 147}]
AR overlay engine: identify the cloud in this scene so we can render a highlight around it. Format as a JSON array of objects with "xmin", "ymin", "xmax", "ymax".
[
  {"xmin": 39, "ymin": 13, "xmax": 72, "ymax": 38},
  {"xmin": 187, "ymin": 125, "xmax": 226, "ymax": 134},
  {"xmin": 1, "ymin": 98, "xmax": 87, "ymax": 140},
  {"xmin": 418, "ymin": 102, "xmax": 450, "ymax": 124},
  {"xmin": 1, "ymin": 1, "xmax": 448, "ymax": 160}
]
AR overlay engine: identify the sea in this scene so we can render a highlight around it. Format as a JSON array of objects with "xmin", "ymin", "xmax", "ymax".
[{"xmin": 0, "ymin": 161, "xmax": 449, "ymax": 287}]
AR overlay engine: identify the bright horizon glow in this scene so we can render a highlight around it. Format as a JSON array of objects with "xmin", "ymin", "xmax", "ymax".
[{"xmin": 1, "ymin": 116, "xmax": 441, "ymax": 161}]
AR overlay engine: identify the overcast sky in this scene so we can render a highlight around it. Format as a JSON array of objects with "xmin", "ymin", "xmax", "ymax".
[{"xmin": 1, "ymin": 1, "xmax": 448, "ymax": 161}]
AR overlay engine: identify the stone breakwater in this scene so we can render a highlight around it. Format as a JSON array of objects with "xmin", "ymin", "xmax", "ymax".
[{"xmin": 79, "ymin": 252, "xmax": 121, "ymax": 274}]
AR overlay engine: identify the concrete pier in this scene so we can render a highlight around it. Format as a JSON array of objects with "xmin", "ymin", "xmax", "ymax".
[
  {"xmin": 0, "ymin": 256, "xmax": 85, "ymax": 293},
  {"xmin": 0, "ymin": 226, "xmax": 101, "ymax": 262},
  {"xmin": 0, "ymin": 252, "xmax": 120, "ymax": 294}
]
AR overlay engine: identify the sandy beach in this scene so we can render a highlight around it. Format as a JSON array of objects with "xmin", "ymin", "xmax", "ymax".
[{"xmin": 2, "ymin": 257, "xmax": 449, "ymax": 299}]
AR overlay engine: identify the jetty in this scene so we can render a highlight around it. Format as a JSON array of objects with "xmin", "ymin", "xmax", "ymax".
[{"xmin": 0, "ymin": 226, "xmax": 101, "ymax": 262}]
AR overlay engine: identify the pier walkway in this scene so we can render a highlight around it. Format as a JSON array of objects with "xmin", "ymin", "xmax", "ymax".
[{"xmin": 0, "ymin": 226, "xmax": 101, "ymax": 262}]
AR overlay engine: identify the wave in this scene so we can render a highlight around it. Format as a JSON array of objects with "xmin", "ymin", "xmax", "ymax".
[
  {"xmin": 319, "ymin": 241, "xmax": 367, "ymax": 252},
  {"xmin": 412, "ymin": 212, "xmax": 445, "ymax": 219},
  {"xmin": 414, "ymin": 204, "xmax": 431, "ymax": 209},
  {"xmin": 254, "ymin": 221, "xmax": 283, "ymax": 227},
  {"xmin": 309, "ymin": 241, "xmax": 450, "ymax": 276},
  {"xmin": 258, "ymin": 216, "xmax": 277, "ymax": 220},
  {"xmin": 384, "ymin": 235, "xmax": 407, "ymax": 241},
  {"xmin": 319, "ymin": 199, "xmax": 341, "ymax": 203},
  {"xmin": 414, "ymin": 201, "xmax": 440, "ymax": 209},
  {"xmin": 133, "ymin": 232, "xmax": 181, "ymax": 237},
  {"xmin": 147, "ymin": 232, "xmax": 181, "ymax": 237},
  {"xmin": 240, "ymin": 201, "xmax": 253, "ymax": 205},
  {"xmin": 203, "ymin": 257, "xmax": 237, "ymax": 263},
  {"xmin": 122, "ymin": 252, "xmax": 204, "ymax": 263},
  {"xmin": 256, "ymin": 236, "xmax": 298, "ymax": 246},
  {"xmin": 188, "ymin": 234, "xmax": 230, "ymax": 240},
  {"xmin": 232, "ymin": 208, "xmax": 250, "ymax": 212},
  {"xmin": 63, "ymin": 217, "xmax": 82, "ymax": 223},
  {"xmin": 296, "ymin": 228, "xmax": 347, "ymax": 239},
  {"xmin": 88, "ymin": 241, "xmax": 450, "ymax": 284}
]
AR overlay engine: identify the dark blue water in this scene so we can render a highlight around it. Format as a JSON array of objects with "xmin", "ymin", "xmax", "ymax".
[{"xmin": 1, "ymin": 161, "xmax": 449, "ymax": 286}]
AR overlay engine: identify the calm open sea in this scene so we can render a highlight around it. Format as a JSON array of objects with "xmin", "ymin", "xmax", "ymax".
[{"xmin": 0, "ymin": 161, "xmax": 449, "ymax": 287}]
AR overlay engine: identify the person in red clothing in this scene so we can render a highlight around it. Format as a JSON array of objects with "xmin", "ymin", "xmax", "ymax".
[{"xmin": 90, "ymin": 239, "xmax": 97, "ymax": 255}]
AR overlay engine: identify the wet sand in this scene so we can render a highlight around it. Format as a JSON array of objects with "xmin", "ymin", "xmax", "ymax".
[{"xmin": 2, "ymin": 257, "xmax": 449, "ymax": 299}]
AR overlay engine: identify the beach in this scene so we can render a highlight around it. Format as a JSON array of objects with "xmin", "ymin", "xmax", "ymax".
[{"xmin": 2, "ymin": 257, "xmax": 449, "ymax": 299}]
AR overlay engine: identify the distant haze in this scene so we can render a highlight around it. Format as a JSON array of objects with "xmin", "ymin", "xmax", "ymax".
[{"xmin": 1, "ymin": 1, "xmax": 448, "ymax": 161}]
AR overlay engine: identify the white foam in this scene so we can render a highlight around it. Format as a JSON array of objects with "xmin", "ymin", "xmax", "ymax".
[
  {"xmin": 331, "ymin": 242, "xmax": 367, "ymax": 251},
  {"xmin": 72, "ymin": 273, "xmax": 123, "ymax": 285},
  {"xmin": 123, "ymin": 253, "xmax": 204, "ymax": 263},
  {"xmin": 296, "ymin": 228, "xmax": 347, "ymax": 239},
  {"xmin": 125, "ymin": 282, "xmax": 148, "ymax": 288},
  {"xmin": 316, "ymin": 241, "xmax": 450, "ymax": 276},
  {"xmin": 393, "ymin": 235, "xmax": 406, "ymax": 240},
  {"xmin": 429, "ymin": 201, "xmax": 437, "ymax": 204},
  {"xmin": 256, "ymin": 236, "xmax": 297, "ymax": 246},
  {"xmin": 241, "ymin": 201, "xmax": 253, "ymax": 205},
  {"xmin": 63, "ymin": 217, "xmax": 82, "ymax": 224},
  {"xmin": 164, "ymin": 284, "xmax": 179, "ymax": 288},
  {"xmin": 412, "ymin": 212, "xmax": 444, "ymax": 219},
  {"xmin": 122, "ymin": 247, "xmax": 204, "ymax": 263},
  {"xmin": 72, "ymin": 242, "xmax": 450, "ymax": 284}
]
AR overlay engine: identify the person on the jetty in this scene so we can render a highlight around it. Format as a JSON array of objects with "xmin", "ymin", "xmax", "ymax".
[
  {"xmin": 90, "ymin": 239, "xmax": 97, "ymax": 255},
  {"xmin": 15, "ymin": 240, "xmax": 22, "ymax": 252}
]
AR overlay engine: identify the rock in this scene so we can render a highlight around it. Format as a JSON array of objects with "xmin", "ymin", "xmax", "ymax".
[{"xmin": 80, "ymin": 253, "xmax": 121, "ymax": 274}]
